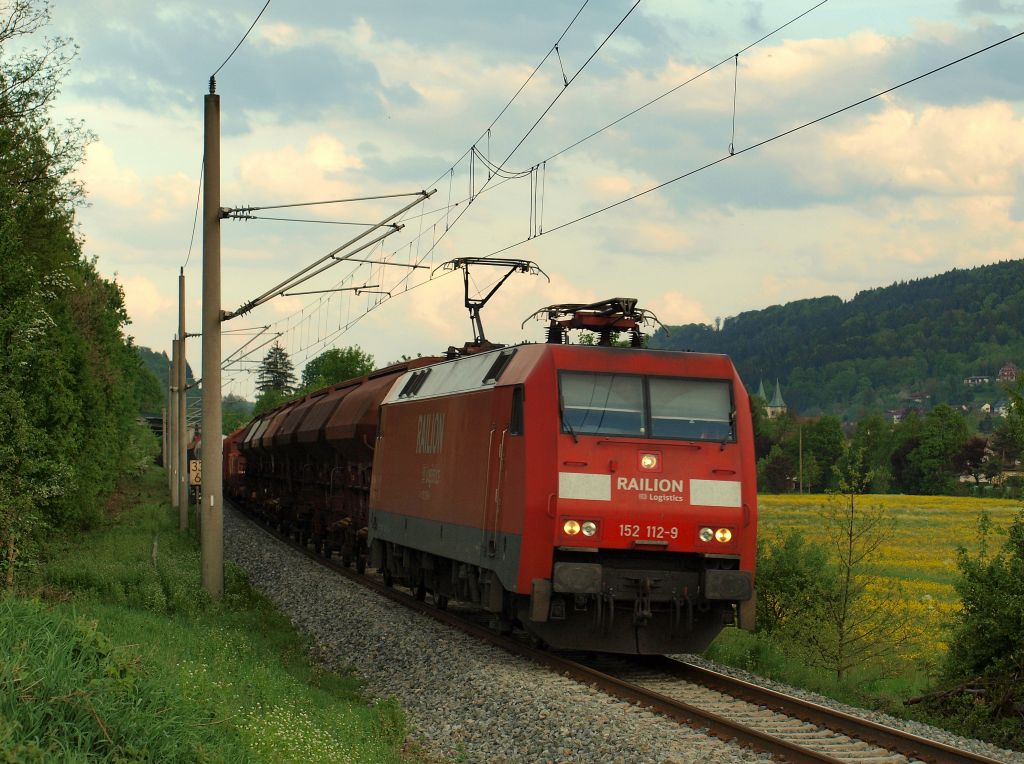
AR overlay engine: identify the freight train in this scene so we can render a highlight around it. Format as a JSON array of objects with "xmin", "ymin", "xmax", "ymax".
[{"xmin": 225, "ymin": 298, "xmax": 757, "ymax": 654}]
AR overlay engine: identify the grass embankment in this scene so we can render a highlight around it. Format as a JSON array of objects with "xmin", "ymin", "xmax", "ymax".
[
  {"xmin": 707, "ymin": 493, "xmax": 1022, "ymax": 735},
  {"xmin": 1, "ymin": 466, "xmax": 413, "ymax": 762}
]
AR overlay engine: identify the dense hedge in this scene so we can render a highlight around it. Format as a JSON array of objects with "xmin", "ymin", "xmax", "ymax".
[{"xmin": 1, "ymin": 2, "xmax": 160, "ymax": 584}]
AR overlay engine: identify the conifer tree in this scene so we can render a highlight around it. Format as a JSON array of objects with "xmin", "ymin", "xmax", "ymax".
[{"xmin": 256, "ymin": 342, "xmax": 296, "ymax": 394}]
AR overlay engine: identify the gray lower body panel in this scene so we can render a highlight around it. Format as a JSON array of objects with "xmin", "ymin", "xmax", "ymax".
[{"xmin": 369, "ymin": 508, "xmax": 522, "ymax": 592}]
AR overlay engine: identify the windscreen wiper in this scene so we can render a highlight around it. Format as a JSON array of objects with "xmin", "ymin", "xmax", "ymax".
[{"xmin": 560, "ymin": 401, "xmax": 579, "ymax": 444}]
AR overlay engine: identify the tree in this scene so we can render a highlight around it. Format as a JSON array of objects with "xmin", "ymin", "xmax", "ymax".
[
  {"xmin": 931, "ymin": 511, "xmax": 1024, "ymax": 748},
  {"xmin": 253, "ymin": 389, "xmax": 290, "ymax": 417},
  {"xmin": 850, "ymin": 414, "xmax": 895, "ymax": 493},
  {"xmin": 300, "ymin": 346, "xmax": 374, "ymax": 391},
  {"xmin": 222, "ymin": 394, "xmax": 253, "ymax": 435},
  {"xmin": 1, "ymin": 2, "xmax": 154, "ymax": 584},
  {"xmin": 755, "ymin": 531, "xmax": 834, "ymax": 636},
  {"xmin": 906, "ymin": 404, "xmax": 970, "ymax": 494},
  {"xmin": 757, "ymin": 445, "xmax": 794, "ymax": 493},
  {"xmin": 991, "ymin": 379, "xmax": 1024, "ymax": 466},
  {"xmin": 256, "ymin": 342, "xmax": 296, "ymax": 394},
  {"xmin": 957, "ymin": 436, "xmax": 990, "ymax": 487},
  {"xmin": 797, "ymin": 450, "xmax": 912, "ymax": 680},
  {"xmin": 803, "ymin": 416, "xmax": 845, "ymax": 491}
]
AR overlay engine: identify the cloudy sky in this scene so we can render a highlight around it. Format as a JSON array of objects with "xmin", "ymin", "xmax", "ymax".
[{"xmin": 47, "ymin": 0, "xmax": 1024, "ymax": 398}]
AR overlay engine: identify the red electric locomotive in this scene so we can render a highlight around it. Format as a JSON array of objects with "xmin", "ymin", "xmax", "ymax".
[{"xmin": 227, "ymin": 297, "xmax": 756, "ymax": 655}]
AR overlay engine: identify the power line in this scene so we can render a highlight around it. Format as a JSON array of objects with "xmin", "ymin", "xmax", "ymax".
[
  {"xmin": 218, "ymin": 3, "xmax": 598, "ymax": 371},
  {"xmin": 234, "ymin": 191, "xmax": 428, "ymax": 213},
  {"xmin": 480, "ymin": 27, "xmax": 1024, "ymax": 259},
  {"xmin": 546, "ymin": 0, "xmax": 831, "ymax": 163},
  {"xmin": 212, "ymin": 0, "xmax": 272, "ymax": 78},
  {"xmin": 424, "ymin": 0, "xmax": 593, "ymax": 191},
  {"xmin": 183, "ymin": 158, "xmax": 203, "ymax": 268},
  {"xmin": 414, "ymin": 1, "xmax": 643, "ymax": 275}
]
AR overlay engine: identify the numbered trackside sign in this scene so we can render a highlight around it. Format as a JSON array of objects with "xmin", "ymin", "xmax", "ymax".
[{"xmin": 189, "ymin": 459, "xmax": 202, "ymax": 485}]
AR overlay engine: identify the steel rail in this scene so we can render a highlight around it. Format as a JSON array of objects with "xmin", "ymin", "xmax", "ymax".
[
  {"xmin": 229, "ymin": 501, "xmax": 1001, "ymax": 764},
  {"xmin": 633, "ymin": 656, "xmax": 1006, "ymax": 764}
]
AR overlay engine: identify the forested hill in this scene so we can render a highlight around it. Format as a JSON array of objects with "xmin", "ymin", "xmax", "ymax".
[
  {"xmin": 649, "ymin": 259, "xmax": 1024, "ymax": 417},
  {"xmin": 137, "ymin": 345, "xmax": 198, "ymax": 413}
]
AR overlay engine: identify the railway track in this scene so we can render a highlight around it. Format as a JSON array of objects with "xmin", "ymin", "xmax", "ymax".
[{"xmin": 231, "ymin": 501, "xmax": 1010, "ymax": 764}]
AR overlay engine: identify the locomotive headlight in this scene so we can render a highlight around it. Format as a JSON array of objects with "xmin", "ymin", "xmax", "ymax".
[
  {"xmin": 563, "ymin": 520, "xmax": 581, "ymax": 536},
  {"xmin": 640, "ymin": 453, "xmax": 659, "ymax": 470},
  {"xmin": 698, "ymin": 527, "xmax": 714, "ymax": 542},
  {"xmin": 715, "ymin": 528, "xmax": 733, "ymax": 543},
  {"xmin": 581, "ymin": 521, "xmax": 598, "ymax": 537}
]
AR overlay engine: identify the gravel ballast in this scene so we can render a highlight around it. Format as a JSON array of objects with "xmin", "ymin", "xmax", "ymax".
[
  {"xmin": 224, "ymin": 506, "xmax": 1020, "ymax": 763},
  {"xmin": 225, "ymin": 507, "xmax": 767, "ymax": 763}
]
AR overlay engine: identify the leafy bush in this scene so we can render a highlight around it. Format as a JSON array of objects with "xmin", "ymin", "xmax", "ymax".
[
  {"xmin": 755, "ymin": 530, "xmax": 834, "ymax": 636},
  {"xmin": 918, "ymin": 510, "xmax": 1024, "ymax": 749}
]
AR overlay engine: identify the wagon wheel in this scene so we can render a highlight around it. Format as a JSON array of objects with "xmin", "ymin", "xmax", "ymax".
[
  {"xmin": 432, "ymin": 593, "xmax": 449, "ymax": 610},
  {"xmin": 414, "ymin": 584, "xmax": 427, "ymax": 601}
]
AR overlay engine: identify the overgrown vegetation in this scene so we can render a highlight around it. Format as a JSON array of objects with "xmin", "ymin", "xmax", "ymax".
[
  {"xmin": 1, "ymin": 0, "xmax": 161, "ymax": 586},
  {"xmin": 711, "ymin": 492, "xmax": 1024, "ymax": 751},
  {"xmin": 909, "ymin": 511, "xmax": 1024, "ymax": 749},
  {"xmin": 1, "ymin": 466, "xmax": 411, "ymax": 762}
]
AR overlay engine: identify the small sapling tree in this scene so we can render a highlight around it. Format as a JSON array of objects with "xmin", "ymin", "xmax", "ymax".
[{"xmin": 798, "ymin": 449, "xmax": 913, "ymax": 681}]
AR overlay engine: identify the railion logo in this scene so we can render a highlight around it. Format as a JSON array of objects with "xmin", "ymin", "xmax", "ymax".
[
  {"xmin": 415, "ymin": 412, "xmax": 445, "ymax": 454},
  {"xmin": 617, "ymin": 476, "xmax": 684, "ymax": 493}
]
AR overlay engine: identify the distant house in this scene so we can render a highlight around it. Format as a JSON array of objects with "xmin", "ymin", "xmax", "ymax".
[
  {"xmin": 980, "ymin": 402, "xmax": 992, "ymax": 414},
  {"xmin": 887, "ymin": 407, "xmax": 911, "ymax": 424},
  {"xmin": 963, "ymin": 375, "xmax": 991, "ymax": 386},
  {"xmin": 995, "ymin": 400, "xmax": 1010, "ymax": 418},
  {"xmin": 907, "ymin": 392, "xmax": 931, "ymax": 405},
  {"xmin": 998, "ymin": 362, "xmax": 1019, "ymax": 383}
]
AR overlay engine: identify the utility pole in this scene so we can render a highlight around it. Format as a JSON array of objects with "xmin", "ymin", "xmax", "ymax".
[
  {"xmin": 170, "ymin": 337, "xmax": 180, "ymax": 509},
  {"xmin": 161, "ymin": 406, "xmax": 167, "ymax": 473},
  {"xmin": 178, "ymin": 269, "xmax": 189, "ymax": 531},
  {"xmin": 166, "ymin": 356, "xmax": 173, "ymax": 495},
  {"xmin": 201, "ymin": 77, "xmax": 223, "ymax": 599},
  {"xmin": 798, "ymin": 424, "xmax": 804, "ymax": 494}
]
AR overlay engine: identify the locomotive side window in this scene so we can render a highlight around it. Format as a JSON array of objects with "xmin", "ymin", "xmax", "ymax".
[
  {"xmin": 560, "ymin": 373, "xmax": 644, "ymax": 436},
  {"xmin": 509, "ymin": 386, "xmax": 524, "ymax": 435},
  {"xmin": 648, "ymin": 378, "xmax": 734, "ymax": 441}
]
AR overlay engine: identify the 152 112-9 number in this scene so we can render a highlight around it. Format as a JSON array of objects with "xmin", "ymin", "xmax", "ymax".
[{"xmin": 618, "ymin": 524, "xmax": 678, "ymax": 540}]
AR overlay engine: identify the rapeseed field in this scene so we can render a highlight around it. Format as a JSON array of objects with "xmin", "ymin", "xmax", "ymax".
[{"xmin": 757, "ymin": 493, "xmax": 1022, "ymax": 661}]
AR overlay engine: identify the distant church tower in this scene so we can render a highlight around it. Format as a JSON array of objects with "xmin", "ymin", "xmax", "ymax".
[{"xmin": 766, "ymin": 379, "xmax": 787, "ymax": 419}]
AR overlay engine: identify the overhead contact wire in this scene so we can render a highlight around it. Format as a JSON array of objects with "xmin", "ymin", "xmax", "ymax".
[
  {"xmin": 481, "ymin": 28, "xmax": 1024, "ymax": 259},
  {"xmin": 546, "ymin": 0, "xmax": 831, "ymax": 163},
  {"xmin": 212, "ymin": 0, "xmax": 272, "ymax": 78}
]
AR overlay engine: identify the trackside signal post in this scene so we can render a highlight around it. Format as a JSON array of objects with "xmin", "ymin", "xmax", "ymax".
[{"xmin": 201, "ymin": 79, "xmax": 223, "ymax": 599}]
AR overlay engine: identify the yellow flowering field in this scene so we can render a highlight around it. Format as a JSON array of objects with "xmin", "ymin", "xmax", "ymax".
[
  {"xmin": 759, "ymin": 493, "xmax": 1021, "ymax": 597},
  {"xmin": 757, "ymin": 494, "xmax": 1023, "ymax": 660}
]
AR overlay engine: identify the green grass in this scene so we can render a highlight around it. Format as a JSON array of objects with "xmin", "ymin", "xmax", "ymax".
[
  {"xmin": 2, "ymin": 466, "xmax": 413, "ymax": 763},
  {"xmin": 705, "ymin": 628, "xmax": 933, "ymax": 715}
]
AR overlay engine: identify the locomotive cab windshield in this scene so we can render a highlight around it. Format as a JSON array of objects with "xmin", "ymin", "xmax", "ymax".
[{"xmin": 559, "ymin": 371, "xmax": 736, "ymax": 443}]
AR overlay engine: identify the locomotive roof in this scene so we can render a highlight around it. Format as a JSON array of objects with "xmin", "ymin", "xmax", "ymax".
[{"xmin": 381, "ymin": 343, "xmax": 737, "ymax": 405}]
